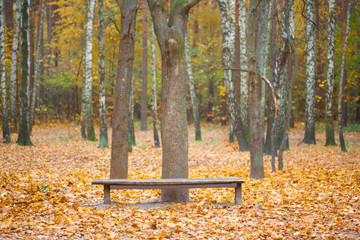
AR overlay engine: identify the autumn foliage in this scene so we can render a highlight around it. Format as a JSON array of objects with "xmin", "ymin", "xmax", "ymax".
[{"xmin": 1, "ymin": 124, "xmax": 359, "ymax": 238}]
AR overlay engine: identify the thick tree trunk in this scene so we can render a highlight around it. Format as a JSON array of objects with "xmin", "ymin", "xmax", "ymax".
[
  {"xmin": 98, "ymin": 0, "xmax": 108, "ymax": 148},
  {"xmin": 150, "ymin": 21, "xmax": 160, "ymax": 148},
  {"xmin": 110, "ymin": 0, "xmax": 138, "ymax": 179},
  {"xmin": 17, "ymin": 0, "xmax": 32, "ymax": 146},
  {"xmin": 185, "ymin": 32, "xmax": 201, "ymax": 141},
  {"xmin": 0, "ymin": 0, "xmax": 10, "ymax": 143},
  {"xmin": 303, "ymin": 0, "xmax": 316, "ymax": 144},
  {"xmin": 248, "ymin": 0, "xmax": 266, "ymax": 179},
  {"xmin": 338, "ymin": 2, "xmax": 351, "ymax": 152},
  {"xmin": 147, "ymin": 0, "xmax": 201, "ymax": 202},
  {"xmin": 84, "ymin": 0, "xmax": 96, "ymax": 141},
  {"xmin": 218, "ymin": 0, "xmax": 249, "ymax": 151},
  {"xmin": 9, "ymin": 0, "xmax": 22, "ymax": 132},
  {"xmin": 80, "ymin": 0, "xmax": 88, "ymax": 139},
  {"xmin": 140, "ymin": 0, "xmax": 148, "ymax": 131},
  {"xmin": 29, "ymin": 0, "xmax": 45, "ymax": 133},
  {"xmin": 325, "ymin": 0, "xmax": 336, "ymax": 146}
]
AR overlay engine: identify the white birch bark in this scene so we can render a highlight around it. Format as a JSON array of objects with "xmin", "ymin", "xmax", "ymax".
[
  {"xmin": 338, "ymin": 2, "xmax": 352, "ymax": 152},
  {"xmin": 238, "ymin": 0, "xmax": 248, "ymax": 131},
  {"xmin": 26, "ymin": 0, "xmax": 30, "ymax": 113},
  {"xmin": 0, "ymin": 0, "xmax": 10, "ymax": 142},
  {"xmin": 128, "ymin": 75, "xmax": 136, "ymax": 148},
  {"xmin": 185, "ymin": 32, "xmax": 201, "ymax": 141},
  {"xmin": 29, "ymin": 0, "xmax": 45, "ymax": 133},
  {"xmin": 325, "ymin": 0, "xmax": 336, "ymax": 146},
  {"xmin": 84, "ymin": 0, "xmax": 96, "ymax": 141},
  {"xmin": 9, "ymin": 0, "xmax": 22, "ymax": 131},
  {"xmin": 98, "ymin": 0, "xmax": 108, "ymax": 148},
  {"xmin": 150, "ymin": 21, "xmax": 160, "ymax": 147},
  {"xmin": 304, "ymin": 0, "xmax": 316, "ymax": 144},
  {"xmin": 219, "ymin": 0, "xmax": 249, "ymax": 151},
  {"xmin": 80, "ymin": 0, "xmax": 88, "ymax": 139}
]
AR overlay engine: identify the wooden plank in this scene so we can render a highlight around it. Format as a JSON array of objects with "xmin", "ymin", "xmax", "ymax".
[
  {"xmin": 110, "ymin": 183, "xmax": 237, "ymax": 190},
  {"xmin": 235, "ymin": 183, "xmax": 242, "ymax": 205},
  {"xmin": 92, "ymin": 178, "xmax": 245, "ymax": 186},
  {"xmin": 104, "ymin": 185, "xmax": 111, "ymax": 204}
]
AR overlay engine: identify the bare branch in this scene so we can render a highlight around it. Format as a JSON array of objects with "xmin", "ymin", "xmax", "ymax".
[
  {"xmin": 261, "ymin": 76, "xmax": 278, "ymax": 117},
  {"xmin": 213, "ymin": 67, "xmax": 248, "ymax": 72},
  {"xmin": 185, "ymin": 0, "xmax": 202, "ymax": 11}
]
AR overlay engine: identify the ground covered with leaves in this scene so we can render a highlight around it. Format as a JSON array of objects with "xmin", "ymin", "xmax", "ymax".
[{"xmin": 1, "ymin": 123, "xmax": 359, "ymax": 239}]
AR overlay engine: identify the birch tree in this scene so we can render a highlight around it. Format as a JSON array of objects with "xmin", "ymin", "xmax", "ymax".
[
  {"xmin": 84, "ymin": 0, "xmax": 96, "ymax": 141},
  {"xmin": 98, "ymin": 0, "xmax": 108, "ymax": 148},
  {"xmin": 29, "ymin": 0, "xmax": 46, "ymax": 133},
  {"xmin": 150, "ymin": 22, "xmax": 160, "ymax": 148},
  {"xmin": 140, "ymin": 0, "xmax": 148, "ymax": 131},
  {"xmin": 303, "ymin": 0, "xmax": 316, "ymax": 144},
  {"xmin": 218, "ymin": 0, "xmax": 249, "ymax": 151},
  {"xmin": 17, "ymin": 0, "xmax": 32, "ymax": 146},
  {"xmin": 338, "ymin": 1, "xmax": 352, "ymax": 152},
  {"xmin": 80, "ymin": 0, "xmax": 88, "ymax": 139},
  {"xmin": 9, "ymin": 0, "xmax": 22, "ymax": 132},
  {"xmin": 185, "ymin": 32, "xmax": 201, "ymax": 141},
  {"xmin": 128, "ymin": 75, "xmax": 136, "ymax": 150},
  {"xmin": 147, "ymin": 0, "xmax": 201, "ymax": 202},
  {"xmin": 0, "ymin": 0, "xmax": 10, "ymax": 143},
  {"xmin": 325, "ymin": 0, "xmax": 336, "ymax": 146},
  {"xmin": 111, "ymin": 0, "xmax": 138, "ymax": 179}
]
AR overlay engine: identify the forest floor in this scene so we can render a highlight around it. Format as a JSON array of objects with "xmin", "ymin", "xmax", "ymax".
[{"xmin": 1, "ymin": 123, "xmax": 359, "ymax": 239}]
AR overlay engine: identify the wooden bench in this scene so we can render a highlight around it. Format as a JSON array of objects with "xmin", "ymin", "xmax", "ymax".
[{"xmin": 92, "ymin": 178, "xmax": 245, "ymax": 205}]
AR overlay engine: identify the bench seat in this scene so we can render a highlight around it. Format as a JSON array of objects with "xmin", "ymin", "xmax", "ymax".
[{"xmin": 92, "ymin": 178, "xmax": 245, "ymax": 205}]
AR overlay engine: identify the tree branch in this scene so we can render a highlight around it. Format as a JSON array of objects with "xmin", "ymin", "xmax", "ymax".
[
  {"xmin": 185, "ymin": 0, "xmax": 202, "ymax": 11},
  {"xmin": 261, "ymin": 76, "xmax": 278, "ymax": 117},
  {"xmin": 213, "ymin": 67, "xmax": 248, "ymax": 72}
]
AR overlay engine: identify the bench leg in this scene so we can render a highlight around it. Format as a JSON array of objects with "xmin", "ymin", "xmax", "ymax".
[
  {"xmin": 104, "ymin": 185, "xmax": 111, "ymax": 204},
  {"xmin": 235, "ymin": 183, "xmax": 242, "ymax": 205}
]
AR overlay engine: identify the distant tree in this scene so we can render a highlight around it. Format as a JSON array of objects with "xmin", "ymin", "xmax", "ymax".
[
  {"xmin": 110, "ymin": 0, "xmax": 138, "ymax": 179},
  {"xmin": 84, "ymin": 0, "xmax": 96, "ymax": 141},
  {"xmin": 338, "ymin": 1, "xmax": 352, "ymax": 152},
  {"xmin": 0, "ymin": 0, "xmax": 10, "ymax": 143},
  {"xmin": 29, "ymin": 0, "xmax": 46, "ymax": 133},
  {"xmin": 128, "ymin": 75, "xmax": 136, "ymax": 151},
  {"xmin": 185, "ymin": 32, "xmax": 202, "ymax": 141},
  {"xmin": 147, "ymin": 0, "xmax": 201, "ymax": 202},
  {"xmin": 17, "ymin": 0, "xmax": 32, "ymax": 146},
  {"xmin": 325, "ymin": 0, "xmax": 336, "ymax": 146},
  {"xmin": 97, "ymin": 0, "xmax": 108, "ymax": 148},
  {"xmin": 303, "ymin": 0, "xmax": 316, "ymax": 144},
  {"xmin": 140, "ymin": 0, "xmax": 148, "ymax": 131},
  {"xmin": 150, "ymin": 21, "xmax": 160, "ymax": 148},
  {"xmin": 9, "ymin": 0, "xmax": 22, "ymax": 132},
  {"xmin": 80, "ymin": 0, "xmax": 88, "ymax": 139}
]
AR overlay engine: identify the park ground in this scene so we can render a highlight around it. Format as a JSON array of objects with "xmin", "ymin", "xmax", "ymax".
[{"xmin": 1, "ymin": 122, "xmax": 359, "ymax": 239}]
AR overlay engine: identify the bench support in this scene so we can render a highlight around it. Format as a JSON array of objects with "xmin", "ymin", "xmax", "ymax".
[
  {"xmin": 104, "ymin": 185, "xmax": 111, "ymax": 204},
  {"xmin": 235, "ymin": 183, "xmax": 242, "ymax": 204}
]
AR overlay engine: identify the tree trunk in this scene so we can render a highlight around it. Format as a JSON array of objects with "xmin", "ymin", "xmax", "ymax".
[
  {"xmin": 185, "ymin": 32, "xmax": 201, "ymax": 141},
  {"xmin": 264, "ymin": 0, "xmax": 277, "ymax": 155},
  {"xmin": 218, "ymin": 0, "xmax": 249, "ymax": 151},
  {"xmin": 338, "ymin": 1, "xmax": 351, "ymax": 152},
  {"xmin": 29, "ymin": 0, "xmax": 45, "ymax": 133},
  {"xmin": 110, "ymin": 0, "xmax": 138, "ymax": 179},
  {"xmin": 17, "ymin": 0, "xmax": 32, "ymax": 146},
  {"xmin": 80, "ymin": 0, "xmax": 88, "ymax": 139},
  {"xmin": 325, "ymin": 0, "xmax": 336, "ymax": 146},
  {"xmin": 9, "ymin": 0, "xmax": 22, "ymax": 132},
  {"xmin": 128, "ymin": 75, "xmax": 136, "ymax": 151},
  {"xmin": 84, "ymin": 0, "xmax": 96, "ymax": 141},
  {"xmin": 238, "ymin": 0, "xmax": 249, "ymax": 138},
  {"xmin": 140, "ymin": 0, "xmax": 148, "ymax": 131},
  {"xmin": 248, "ymin": 0, "xmax": 266, "ymax": 179},
  {"xmin": 147, "ymin": 0, "xmax": 201, "ymax": 202},
  {"xmin": 303, "ymin": 0, "xmax": 316, "ymax": 144},
  {"xmin": 0, "ymin": 0, "xmax": 10, "ymax": 143},
  {"xmin": 98, "ymin": 0, "xmax": 108, "ymax": 148},
  {"xmin": 150, "ymin": 21, "xmax": 160, "ymax": 148}
]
